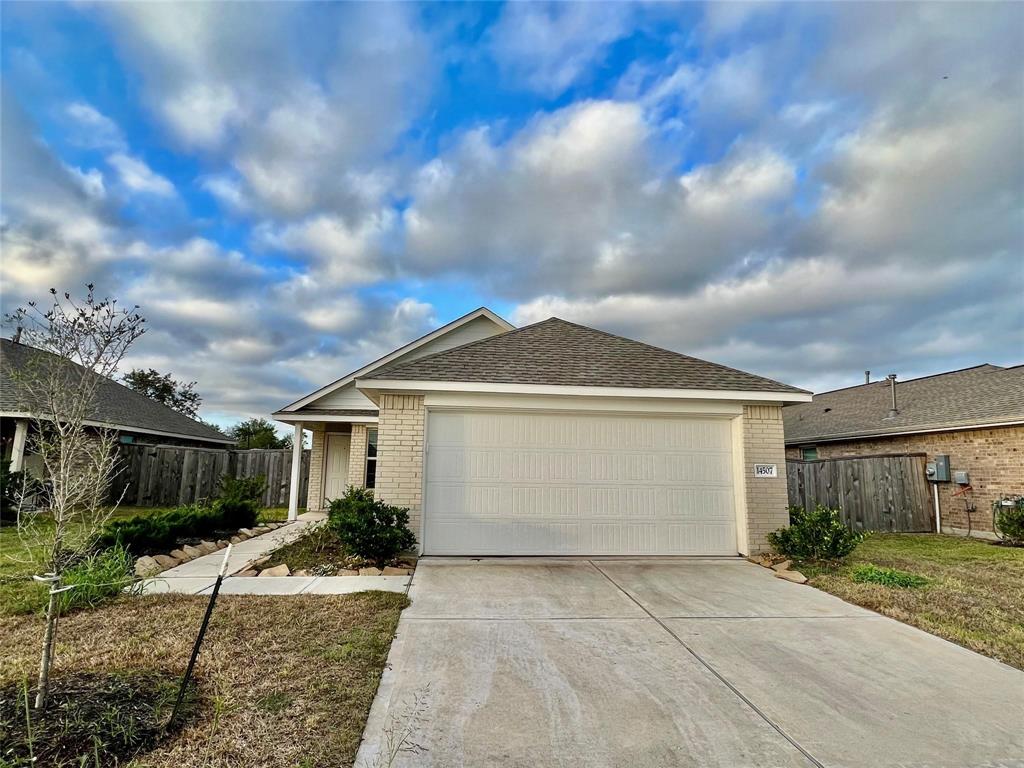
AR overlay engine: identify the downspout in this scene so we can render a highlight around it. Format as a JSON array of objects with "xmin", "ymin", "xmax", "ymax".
[{"xmin": 933, "ymin": 483, "xmax": 942, "ymax": 534}]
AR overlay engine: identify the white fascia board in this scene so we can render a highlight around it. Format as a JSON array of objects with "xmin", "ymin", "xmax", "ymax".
[
  {"xmin": 356, "ymin": 379, "xmax": 814, "ymax": 404},
  {"xmin": 423, "ymin": 391, "xmax": 743, "ymax": 416},
  {"xmin": 272, "ymin": 412, "xmax": 379, "ymax": 424},
  {"xmin": 1, "ymin": 410, "xmax": 234, "ymax": 445},
  {"xmin": 279, "ymin": 307, "xmax": 514, "ymax": 412},
  {"xmin": 785, "ymin": 419, "xmax": 1024, "ymax": 446}
]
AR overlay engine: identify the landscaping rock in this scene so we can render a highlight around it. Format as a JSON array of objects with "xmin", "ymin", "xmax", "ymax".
[
  {"xmin": 217, "ymin": 539, "xmax": 230, "ymax": 548},
  {"xmin": 197, "ymin": 541, "xmax": 218, "ymax": 554},
  {"xmin": 259, "ymin": 564, "xmax": 290, "ymax": 577},
  {"xmin": 340, "ymin": 569, "xmax": 359, "ymax": 576},
  {"xmin": 170, "ymin": 549, "xmax": 191, "ymax": 562},
  {"xmin": 382, "ymin": 566, "xmax": 412, "ymax": 576},
  {"xmin": 359, "ymin": 567, "xmax": 382, "ymax": 576},
  {"xmin": 293, "ymin": 569, "xmax": 309, "ymax": 577},
  {"xmin": 253, "ymin": 556, "xmax": 271, "ymax": 567},
  {"xmin": 775, "ymin": 569, "xmax": 808, "ymax": 584},
  {"xmin": 229, "ymin": 536, "xmax": 242, "ymax": 544},
  {"xmin": 134, "ymin": 556, "xmax": 160, "ymax": 577},
  {"xmin": 236, "ymin": 569, "xmax": 259, "ymax": 577},
  {"xmin": 182, "ymin": 544, "xmax": 205, "ymax": 559},
  {"xmin": 239, "ymin": 528, "xmax": 256, "ymax": 537},
  {"xmin": 771, "ymin": 560, "xmax": 793, "ymax": 572},
  {"xmin": 153, "ymin": 554, "xmax": 180, "ymax": 569}
]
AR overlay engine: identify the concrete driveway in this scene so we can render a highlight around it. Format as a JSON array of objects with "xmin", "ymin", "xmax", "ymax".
[{"xmin": 356, "ymin": 559, "xmax": 1024, "ymax": 768}]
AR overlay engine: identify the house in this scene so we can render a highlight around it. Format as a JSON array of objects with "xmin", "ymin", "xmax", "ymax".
[
  {"xmin": 1, "ymin": 337, "xmax": 233, "ymax": 475},
  {"xmin": 783, "ymin": 365, "xmax": 1024, "ymax": 536},
  {"xmin": 274, "ymin": 308, "xmax": 810, "ymax": 555}
]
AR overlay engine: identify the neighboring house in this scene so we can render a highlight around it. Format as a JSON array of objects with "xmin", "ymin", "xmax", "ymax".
[
  {"xmin": 783, "ymin": 365, "xmax": 1024, "ymax": 536},
  {"xmin": 1, "ymin": 337, "xmax": 233, "ymax": 475},
  {"xmin": 274, "ymin": 308, "xmax": 810, "ymax": 555}
]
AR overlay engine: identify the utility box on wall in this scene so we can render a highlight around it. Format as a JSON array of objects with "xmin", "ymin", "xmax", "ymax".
[{"xmin": 926, "ymin": 454, "xmax": 951, "ymax": 483}]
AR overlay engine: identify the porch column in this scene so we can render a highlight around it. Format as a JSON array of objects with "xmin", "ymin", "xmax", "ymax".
[
  {"xmin": 10, "ymin": 419, "xmax": 28, "ymax": 472},
  {"xmin": 287, "ymin": 422, "xmax": 303, "ymax": 522}
]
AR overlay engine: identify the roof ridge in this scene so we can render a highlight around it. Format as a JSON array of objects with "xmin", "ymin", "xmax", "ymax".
[{"xmin": 812, "ymin": 363, "xmax": 1005, "ymax": 396}]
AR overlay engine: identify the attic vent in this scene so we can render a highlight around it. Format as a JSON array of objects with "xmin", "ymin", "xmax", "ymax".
[{"xmin": 885, "ymin": 373, "xmax": 899, "ymax": 419}]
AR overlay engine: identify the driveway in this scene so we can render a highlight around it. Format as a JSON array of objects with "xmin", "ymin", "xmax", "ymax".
[{"xmin": 356, "ymin": 558, "xmax": 1024, "ymax": 768}]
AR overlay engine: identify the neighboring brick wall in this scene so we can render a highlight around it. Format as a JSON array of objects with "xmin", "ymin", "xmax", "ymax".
[
  {"xmin": 375, "ymin": 394, "xmax": 425, "ymax": 539},
  {"xmin": 306, "ymin": 426, "xmax": 327, "ymax": 511},
  {"xmin": 348, "ymin": 424, "xmax": 369, "ymax": 487},
  {"xmin": 742, "ymin": 405, "xmax": 790, "ymax": 553},
  {"xmin": 785, "ymin": 425, "xmax": 1024, "ymax": 533}
]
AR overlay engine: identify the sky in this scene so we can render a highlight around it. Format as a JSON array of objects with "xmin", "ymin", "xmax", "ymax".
[{"xmin": 1, "ymin": 1, "xmax": 1022, "ymax": 430}]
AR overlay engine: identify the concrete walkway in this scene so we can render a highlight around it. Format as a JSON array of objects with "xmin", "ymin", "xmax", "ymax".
[
  {"xmin": 137, "ymin": 512, "xmax": 410, "ymax": 596},
  {"xmin": 357, "ymin": 558, "xmax": 1024, "ymax": 768}
]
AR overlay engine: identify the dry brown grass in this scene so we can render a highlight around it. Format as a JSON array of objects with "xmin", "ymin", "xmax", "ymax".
[
  {"xmin": 0, "ymin": 591, "xmax": 409, "ymax": 767},
  {"xmin": 800, "ymin": 534, "xmax": 1024, "ymax": 670}
]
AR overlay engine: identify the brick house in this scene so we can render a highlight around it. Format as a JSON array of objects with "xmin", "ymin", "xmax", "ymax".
[
  {"xmin": 273, "ymin": 308, "xmax": 810, "ymax": 555},
  {"xmin": 783, "ymin": 365, "xmax": 1024, "ymax": 536}
]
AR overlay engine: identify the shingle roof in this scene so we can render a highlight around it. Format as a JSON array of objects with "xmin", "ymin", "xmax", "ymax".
[
  {"xmin": 364, "ymin": 317, "xmax": 808, "ymax": 394},
  {"xmin": 1, "ymin": 338, "xmax": 233, "ymax": 444},
  {"xmin": 783, "ymin": 364, "xmax": 1024, "ymax": 444}
]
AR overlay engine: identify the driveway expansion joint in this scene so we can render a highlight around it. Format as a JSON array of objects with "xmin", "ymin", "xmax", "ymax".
[{"xmin": 587, "ymin": 559, "xmax": 827, "ymax": 768}]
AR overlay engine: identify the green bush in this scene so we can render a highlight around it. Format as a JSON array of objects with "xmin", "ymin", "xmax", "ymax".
[
  {"xmin": 58, "ymin": 543, "xmax": 140, "ymax": 612},
  {"xmin": 214, "ymin": 474, "xmax": 265, "ymax": 530},
  {"xmin": 993, "ymin": 496, "xmax": 1024, "ymax": 545},
  {"xmin": 767, "ymin": 504, "xmax": 867, "ymax": 562},
  {"xmin": 328, "ymin": 486, "xmax": 416, "ymax": 567},
  {"xmin": 851, "ymin": 564, "xmax": 928, "ymax": 589}
]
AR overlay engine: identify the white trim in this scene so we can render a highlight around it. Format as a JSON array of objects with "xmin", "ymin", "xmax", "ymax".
[
  {"xmin": 785, "ymin": 419, "xmax": 1024, "ymax": 446},
  {"xmin": 10, "ymin": 419, "xmax": 28, "ymax": 472},
  {"xmin": 423, "ymin": 391, "xmax": 743, "ymax": 416},
  {"xmin": 0, "ymin": 410, "xmax": 234, "ymax": 445},
  {"xmin": 272, "ymin": 412, "xmax": 379, "ymax": 424},
  {"xmin": 359, "ymin": 379, "xmax": 812, "ymax": 404},
  {"xmin": 279, "ymin": 308, "xmax": 514, "ymax": 412},
  {"xmin": 287, "ymin": 423, "xmax": 303, "ymax": 522},
  {"xmin": 731, "ymin": 415, "xmax": 749, "ymax": 556}
]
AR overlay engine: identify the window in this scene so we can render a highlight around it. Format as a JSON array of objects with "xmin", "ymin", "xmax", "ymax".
[
  {"xmin": 365, "ymin": 428, "xmax": 378, "ymax": 489},
  {"xmin": 801, "ymin": 446, "xmax": 818, "ymax": 461}
]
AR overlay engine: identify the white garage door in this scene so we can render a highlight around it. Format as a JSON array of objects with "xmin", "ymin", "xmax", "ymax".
[{"xmin": 424, "ymin": 410, "xmax": 737, "ymax": 556}]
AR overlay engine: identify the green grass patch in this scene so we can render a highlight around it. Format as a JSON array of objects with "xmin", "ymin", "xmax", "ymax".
[
  {"xmin": 800, "ymin": 534, "xmax": 1024, "ymax": 670},
  {"xmin": 851, "ymin": 563, "xmax": 928, "ymax": 588}
]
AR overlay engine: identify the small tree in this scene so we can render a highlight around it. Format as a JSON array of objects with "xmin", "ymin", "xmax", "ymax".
[
  {"xmin": 4, "ymin": 286, "xmax": 145, "ymax": 710},
  {"xmin": 230, "ymin": 417, "xmax": 289, "ymax": 449},
  {"xmin": 123, "ymin": 368, "xmax": 202, "ymax": 418}
]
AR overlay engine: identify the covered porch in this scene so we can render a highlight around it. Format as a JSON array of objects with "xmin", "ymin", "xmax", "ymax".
[{"xmin": 275, "ymin": 411, "xmax": 378, "ymax": 521}]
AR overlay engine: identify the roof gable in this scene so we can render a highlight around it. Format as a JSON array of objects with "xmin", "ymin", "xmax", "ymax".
[
  {"xmin": 1, "ymin": 339, "xmax": 233, "ymax": 444},
  {"xmin": 783, "ymin": 364, "xmax": 1024, "ymax": 443},
  {"xmin": 278, "ymin": 307, "xmax": 514, "ymax": 413},
  {"xmin": 363, "ymin": 317, "xmax": 808, "ymax": 394}
]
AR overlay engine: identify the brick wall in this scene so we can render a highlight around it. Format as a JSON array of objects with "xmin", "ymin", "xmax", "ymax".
[
  {"xmin": 348, "ymin": 424, "xmax": 369, "ymax": 487},
  {"xmin": 741, "ymin": 405, "xmax": 790, "ymax": 553},
  {"xmin": 785, "ymin": 425, "xmax": 1024, "ymax": 533},
  {"xmin": 306, "ymin": 425, "xmax": 326, "ymax": 511},
  {"xmin": 375, "ymin": 394, "xmax": 425, "ymax": 540}
]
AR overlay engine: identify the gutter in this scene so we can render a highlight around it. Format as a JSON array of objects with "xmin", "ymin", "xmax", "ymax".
[{"xmin": 784, "ymin": 419, "xmax": 1024, "ymax": 446}]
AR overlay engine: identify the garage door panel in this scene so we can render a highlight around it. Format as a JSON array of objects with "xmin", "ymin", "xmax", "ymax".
[{"xmin": 425, "ymin": 410, "xmax": 737, "ymax": 556}]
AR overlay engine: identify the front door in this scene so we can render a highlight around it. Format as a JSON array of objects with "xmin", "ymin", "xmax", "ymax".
[{"xmin": 324, "ymin": 433, "xmax": 351, "ymax": 503}]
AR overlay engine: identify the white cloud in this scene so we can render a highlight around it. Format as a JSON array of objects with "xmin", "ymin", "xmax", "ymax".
[
  {"xmin": 107, "ymin": 152, "xmax": 176, "ymax": 197},
  {"xmin": 65, "ymin": 101, "xmax": 124, "ymax": 149}
]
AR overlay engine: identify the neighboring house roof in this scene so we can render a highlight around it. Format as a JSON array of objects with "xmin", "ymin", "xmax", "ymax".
[
  {"xmin": 0, "ymin": 338, "xmax": 233, "ymax": 445},
  {"xmin": 363, "ymin": 317, "xmax": 809, "ymax": 395},
  {"xmin": 783, "ymin": 364, "xmax": 1024, "ymax": 444},
  {"xmin": 276, "ymin": 307, "xmax": 514, "ymax": 413}
]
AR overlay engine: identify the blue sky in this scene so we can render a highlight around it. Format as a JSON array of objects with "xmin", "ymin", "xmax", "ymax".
[{"xmin": 2, "ymin": 2, "xmax": 1021, "ymax": 429}]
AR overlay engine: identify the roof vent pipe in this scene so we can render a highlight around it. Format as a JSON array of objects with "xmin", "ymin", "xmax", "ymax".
[
  {"xmin": 865, "ymin": 370, "xmax": 871, "ymax": 384},
  {"xmin": 886, "ymin": 373, "xmax": 898, "ymax": 418}
]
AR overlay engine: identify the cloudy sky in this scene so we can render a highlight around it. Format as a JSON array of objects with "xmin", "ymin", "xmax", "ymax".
[{"xmin": 2, "ymin": 2, "xmax": 1021, "ymax": 429}]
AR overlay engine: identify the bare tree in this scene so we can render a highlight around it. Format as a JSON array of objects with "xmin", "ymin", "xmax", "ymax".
[{"xmin": 4, "ymin": 285, "xmax": 145, "ymax": 709}]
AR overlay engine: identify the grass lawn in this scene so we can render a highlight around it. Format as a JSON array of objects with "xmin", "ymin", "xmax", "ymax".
[
  {"xmin": 799, "ymin": 534, "xmax": 1024, "ymax": 670},
  {"xmin": 0, "ymin": 506, "xmax": 297, "ymax": 616},
  {"xmin": 0, "ymin": 590, "xmax": 409, "ymax": 767}
]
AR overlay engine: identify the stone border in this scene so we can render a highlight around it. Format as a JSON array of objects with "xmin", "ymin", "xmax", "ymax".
[{"xmin": 133, "ymin": 522, "xmax": 290, "ymax": 577}]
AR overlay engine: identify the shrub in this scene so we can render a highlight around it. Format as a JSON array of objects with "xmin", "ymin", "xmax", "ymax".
[
  {"xmin": 213, "ymin": 474, "xmax": 264, "ymax": 530},
  {"xmin": 767, "ymin": 504, "xmax": 867, "ymax": 562},
  {"xmin": 993, "ymin": 496, "xmax": 1024, "ymax": 546},
  {"xmin": 58, "ymin": 543, "xmax": 140, "ymax": 612},
  {"xmin": 328, "ymin": 487, "xmax": 416, "ymax": 566},
  {"xmin": 851, "ymin": 564, "xmax": 928, "ymax": 589}
]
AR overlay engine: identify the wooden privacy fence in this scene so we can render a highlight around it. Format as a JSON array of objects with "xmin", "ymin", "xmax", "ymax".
[
  {"xmin": 111, "ymin": 444, "xmax": 310, "ymax": 508},
  {"xmin": 786, "ymin": 453, "xmax": 934, "ymax": 532}
]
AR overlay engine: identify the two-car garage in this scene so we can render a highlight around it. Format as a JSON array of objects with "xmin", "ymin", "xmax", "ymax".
[{"xmin": 423, "ymin": 409, "xmax": 739, "ymax": 556}]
